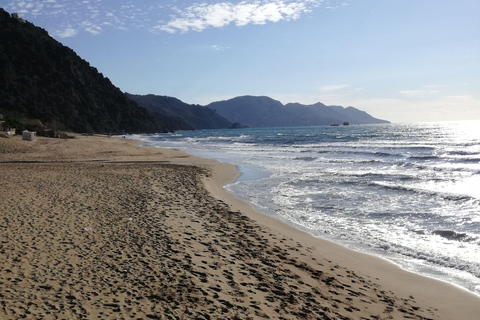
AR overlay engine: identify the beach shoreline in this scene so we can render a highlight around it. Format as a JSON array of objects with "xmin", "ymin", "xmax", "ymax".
[
  {"xmin": 1, "ymin": 135, "xmax": 479, "ymax": 319},
  {"xmin": 198, "ymin": 144, "xmax": 480, "ymax": 318}
]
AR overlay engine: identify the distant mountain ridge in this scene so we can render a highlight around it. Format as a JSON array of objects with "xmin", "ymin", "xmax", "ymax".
[
  {"xmin": 125, "ymin": 93, "xmax": 232, "ymax": 131},
  {"xmin": 207, "ymin": 96, "xmax": 389, "ymax": 128}
]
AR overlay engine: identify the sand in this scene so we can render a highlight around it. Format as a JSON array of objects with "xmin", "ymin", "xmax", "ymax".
[{"xmin": 1, "ymin": 135, "xmax": 479, "ymax": 320}]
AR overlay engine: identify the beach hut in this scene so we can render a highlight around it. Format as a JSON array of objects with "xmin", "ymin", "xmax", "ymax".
[{"xmin": 22, "ymin": 130, "xmax": 37, "ymax": 141}]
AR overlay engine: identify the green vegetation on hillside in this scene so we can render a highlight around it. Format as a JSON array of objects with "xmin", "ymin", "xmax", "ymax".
[
  {"xmin": 126, "ymin": 93, "xmax": 232, "ymax": 131},
  {"xmin": 0, "ymin": 8, "xmax": 163, "ymax": 134}
]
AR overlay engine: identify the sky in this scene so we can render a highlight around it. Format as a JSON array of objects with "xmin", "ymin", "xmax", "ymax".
[{"xmin": 3, "ymin": 0, "xmax": 480, "ymax": 123}]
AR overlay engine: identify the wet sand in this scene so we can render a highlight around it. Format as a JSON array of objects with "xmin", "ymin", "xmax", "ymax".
[{"xmin": 1, "ymin": 135, "xmax": 479, "ymax": 319}]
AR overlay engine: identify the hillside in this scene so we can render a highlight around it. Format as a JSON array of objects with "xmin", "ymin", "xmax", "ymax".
[
  {"xmin": 0, "ymin": 7, "xmax": 389, "ymax": 135},
  {"xmin": 126, "ymin": 93, "xmax": 232, "ymax": 131},
  {"xmin": 207, "ymin": 96, "xmax": 389, "ymax": 128},
  {"xmin": 0, "ymin": 9, "xmax": 163, "ymax": 134},
  {"xmin": 206, "ymin": 96, "xmax": 292, "ymax": 128},
  {"xmin": 284, "ymin": 102, "xmax": 388, "ymax": 125}
]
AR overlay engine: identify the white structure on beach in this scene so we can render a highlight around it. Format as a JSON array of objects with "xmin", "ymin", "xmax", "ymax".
[{"xmin": 22, "ymin": 130, "xmax": 37, "ymax": 141}]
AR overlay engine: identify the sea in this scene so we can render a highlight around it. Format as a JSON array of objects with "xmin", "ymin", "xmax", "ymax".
[{"xmin": 131, "ymin": 121, "xmax": 480, "ymax": 295}]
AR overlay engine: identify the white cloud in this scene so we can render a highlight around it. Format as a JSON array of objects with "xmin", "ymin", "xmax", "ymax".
[
  {"xmin": 31, "ymin": 3, "xmax": 44, "ymax": 15},
  {"xmin": 5, "ymin": 0, "xmax": 340, "ymax": 36},
  {"xmin": 156, "ymin": 1, "xmax": 319, "ymax": 33},
  {"xmin": 57, "ymin": 28, "xmax": 78, "ymax": 38},
  {"xmin": 81, "ymin": 21, "xmax": 102, "ymax": 35},
  {"xmin": 211, "ymin": 44, "xmax": 231, "ymax": 51}
]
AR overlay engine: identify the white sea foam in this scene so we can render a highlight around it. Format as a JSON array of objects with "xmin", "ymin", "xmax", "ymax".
[{"xmin": 139, "ymin": 122, "xmax": 480, "ymax": 295}]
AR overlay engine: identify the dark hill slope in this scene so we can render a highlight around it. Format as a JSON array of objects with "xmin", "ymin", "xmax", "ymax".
[
  {"xmin": 0, "ymin": 8, "xmax": 163, "ymax": 134},
  {"xmin": 126, "ymin": 93, "xmax": 232, "ymax": 131},
  {"xmin": 283, "ymin": 102, "xmax": 348, "ymax": 126}
]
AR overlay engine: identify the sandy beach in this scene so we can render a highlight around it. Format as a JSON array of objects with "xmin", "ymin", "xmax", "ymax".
[{"xmin": 1, "ymin": 135, "xmax": 479, "ymax": 320}]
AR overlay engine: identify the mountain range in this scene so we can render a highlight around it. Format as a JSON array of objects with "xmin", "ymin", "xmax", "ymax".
[
  {"xmin": 0, "ymin": 8, "xmax": 389, "ymax": 135},
  {"xmin": 206, "ymin": 96, "xmax": 388, "ymax": 128}
]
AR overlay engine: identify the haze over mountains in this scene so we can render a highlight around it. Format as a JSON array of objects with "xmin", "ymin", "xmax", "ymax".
[{"xmin": 0, "ymin": 8, "xmax": 388, "ymax": 135}]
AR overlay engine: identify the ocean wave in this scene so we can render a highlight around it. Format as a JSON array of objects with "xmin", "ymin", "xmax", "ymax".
[
  {"xmin": 446, "ymin": 150, "xmax": 480, "ymax": 156},
  {"xmin": 326, "ymin": 171, "xmax": 413, "ymax": 181},
  {"xmin": 377, "ymin": 243, "xmax": 480, "ymax": 278},
  {"xmin": 408, "ymin": 155, "xmax": 440, "ymax": 161},
  {"xmin": 373, "ymin": 151, "xmax": 398, "ymax": 157},
  {"xmin": 293, "ymin": 156, "xmax": 317, "ymax": 161},
  {"xmin": 370, "ymin": 181, "xmax": 479, "ymax": 203},
  {"xmin": 312, "ymin": 149, "xmax": 405, "ymax": 159},
  {"xmin": 320, "ymin": 158, "xmax": 381, "ymax": 165},
  {"xmin": 449, "ymin": 158, "xmax": 480, "ymax": 164},
  {"xmin": 431, "ymin": 230, "xmax": 479, "ymax": 243}
]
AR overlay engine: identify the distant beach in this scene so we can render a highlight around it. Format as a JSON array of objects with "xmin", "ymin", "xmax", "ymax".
[{"xmin": 1, "ymin": 135, "xmax": 479, "ymax": 320}]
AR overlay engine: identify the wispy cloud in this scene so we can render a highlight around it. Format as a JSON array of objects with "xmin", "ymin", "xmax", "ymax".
[
  {"xmin": 6, "ymin": 0, "xmax": 343, "ymax": 36},
  {"xmin": 156, "ymin": 1, "xmax": 326, "ymax": 33},
  {"xmin": 57, "ymin": 27, "xmax": 77, "ymax": 38},
  {"xmin": 211, "ymin": 44, "xmax": 231, "ymax": 51},
  {"xmin": 6, "ymin": 0, "xmax": 155, "ymax": 36}
]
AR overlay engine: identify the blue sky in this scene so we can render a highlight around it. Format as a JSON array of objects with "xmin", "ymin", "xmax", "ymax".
[{"xmin": 4, "ymin": 0, "xmax": 480, "ymax": 123}]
